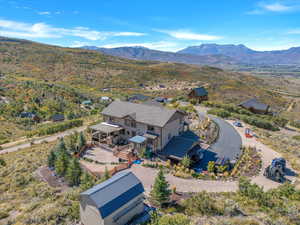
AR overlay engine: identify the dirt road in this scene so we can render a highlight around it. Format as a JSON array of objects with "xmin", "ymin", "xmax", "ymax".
[{"xmin": 0, "ymin": 126, "xmax": 87, "ymax": 155}]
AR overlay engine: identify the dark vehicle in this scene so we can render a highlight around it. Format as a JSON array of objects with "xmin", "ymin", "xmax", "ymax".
[{"xmin": 264, "ymin": 158, "xmax": 286, "ymax": 183}]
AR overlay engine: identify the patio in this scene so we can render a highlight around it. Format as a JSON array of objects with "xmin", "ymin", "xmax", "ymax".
[{"xmin": 83, "ymin": 146, "xmax": 119, "ymax": 164}]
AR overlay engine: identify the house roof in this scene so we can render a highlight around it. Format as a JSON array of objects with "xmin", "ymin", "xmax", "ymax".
[
  {"xmin": 239, "ymin": 98, "xmax": 269, "ymax": 111},
  {"xmin": 81, "ymin": 171, "xmax": 144, "ymax": 219},
  {"xmin": 160, "ymin": 131, "xmax": 200, "ymax": 160},
  {"xmin": 128, "ymin": 94, "xmax": 150, "ymax": 102},
  {"xmin": 52, "ymin": 114, "xmax": 64, "ymax": 121},
  {"xmin": 82, "ymin": 100, "xmax": 92, "ymax": 105},
  {"xmin": 102, "ymin": 100, "xmax": 182, "ymax": 127},
  {"xmin": 191, "ymin": 87, "xmax": 208, "ymax": 97}
]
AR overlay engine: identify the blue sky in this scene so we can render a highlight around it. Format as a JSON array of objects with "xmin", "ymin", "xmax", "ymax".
[{"xmin": 1, "ymin": 0, "xmax": 300, "ymax": 51}]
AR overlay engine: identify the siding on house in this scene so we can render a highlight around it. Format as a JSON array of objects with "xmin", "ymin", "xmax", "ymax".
[
  {"xmin": 101, "ymin": 101, "xmax": 186, "ymax": 151},
  {"xmin": 80, "ymin": 171, "xmax": 145, "ymax": 225}
]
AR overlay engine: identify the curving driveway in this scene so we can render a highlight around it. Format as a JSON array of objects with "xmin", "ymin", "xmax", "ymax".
[
  {"xmin": 207, "ymin": 115, "xmax": 242, "ymax": 161},
  {"xmin": 127, "ymin": 107, "xmax": 297, "ymax": 193},
  {"xmin": 196, "ymin": 107, "xmax": 242, "ymax": 169}
]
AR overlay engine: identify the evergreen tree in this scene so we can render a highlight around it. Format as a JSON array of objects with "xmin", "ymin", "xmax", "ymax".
[
  {"xmin": 68, "ymin": 132, "xmax": 79, "ymax": 153},
  {"xmin": 47, "ymin": 150, "xmax": 56, "ymax": 168},
  {"xmin": 77, "ymin": 132, "xmax": 86, "ymax": 152},
  {"xmin": 55, "ymin": 138, "xmax": 67, "ymax": 154},
  {"xmin": 181, "ymin": 155, "xmax": 191, "ymax": 168},
  {"xmin": 80, "ymin": 172, "xmax": 95, "ymax": 190},
  {"xmin": 103, "ymin": 166, "xmax": 110, "ymax": 181},
  {"xmin": 66, "ymin": 158, "xmax": 82, "ymax": 186},
  {"xmin": 150, "ymin": 169, "xmax": 171, "ymax": 207},
  {"xmin": 55, "ymin": 150, "xmax": 69, "ymax": 176}
]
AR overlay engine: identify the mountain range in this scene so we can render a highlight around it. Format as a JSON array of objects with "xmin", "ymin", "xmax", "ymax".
[{"xmin": 82, "ymin": 44, "xmax": 300, "ymax": 66}]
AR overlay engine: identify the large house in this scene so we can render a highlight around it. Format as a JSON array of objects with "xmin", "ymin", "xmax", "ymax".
[
  {"xmin": 80, "ymin": 171, "xmax": 145, "ymax": 225},
  {"xmin": 90, "ymin": 100, "xmax": 199, "ymax": 161},
  {"xmin": 188, "ymin": 87, "xmax": 208, "ymax": 103},
  {"xmin": 239, "ymin": 98, "xmax": 270, "ymax": 114}
]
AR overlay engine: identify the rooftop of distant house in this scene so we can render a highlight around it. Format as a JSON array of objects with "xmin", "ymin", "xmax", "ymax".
[
  {"xmin": 190, "ymin": 87, "xmax": 208, "ymax": 97},
  {"xmin": 239, "ymin": 98, "xmax": 269, "ymax": 111}
]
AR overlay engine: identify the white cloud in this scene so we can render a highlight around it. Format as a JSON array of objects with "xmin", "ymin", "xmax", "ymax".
[
  {"xmin": 99, "ymin": 41, "xmax": 184, "ymax": 52},
  {"xmin": 38, "ymin": 11, "xmax": 51, "ymax": 15},
  {"xmin": 287, "ymin": 29, "xmax": 300, "ymax": 34},
  {"xmin": 0, "ymin": 19, "xmax": 146, "ymax": 40},
  {"xmin": 156, "ymin": 29, "xmax": 222, "ymax": 41},
  {"xmin": 262, "ymin": 2, "xmax": 292, "ymax": 12},
  {"xmin": 248, "ymin": 1, "xmax": 299, "ymax": 14}
]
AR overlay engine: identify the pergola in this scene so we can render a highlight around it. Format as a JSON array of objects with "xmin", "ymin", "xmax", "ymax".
[{"xmin": 90, "ymin": 122, "xmax": 124, "ymax": 144}]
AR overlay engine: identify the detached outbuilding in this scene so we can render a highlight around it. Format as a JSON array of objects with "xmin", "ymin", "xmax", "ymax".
[
  {"xmin": 239, "ymin": 98, "xmax": 270, "ymax": 114},
  {"xmin": 80, "ymin": 171, "xmax": 145, "ymax": 225},
  {"xmin": 188, "ymin": 87, "xmax": 208, "ymax": 103}
]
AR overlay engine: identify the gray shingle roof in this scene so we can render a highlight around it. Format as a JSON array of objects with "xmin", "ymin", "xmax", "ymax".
[
  {"xmin": 101, "ymin": 100, "xmax": 180, "ymax": 127},
  {"xmin": 161, "ymin": 131, "xmax": 200, "ymax": 160},
  {"xmin": 239, "ymin": 98, "xmax": 269, "ymax": 111},
  {"xmin": 81, "ymin": 171, "xmax": 144, "ymax": 218}
]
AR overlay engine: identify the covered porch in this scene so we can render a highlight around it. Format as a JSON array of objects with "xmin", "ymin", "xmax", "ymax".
[
  {"xmin": 90, "ymin": 122, "xmax": 125, "ymax": 146},
  {"xmin": 128, "ymin": 133, "xmax": 159, "ymax": 157}
]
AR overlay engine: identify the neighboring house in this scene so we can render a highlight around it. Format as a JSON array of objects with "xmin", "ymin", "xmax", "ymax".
[
  {"xmin": 82, "ymin": 100, "xmax": 93, "ymax": 106},
  {"xmin": 128, "ymin": 94, "xmax": 150, "ymax": 102},
  {"xmin": 90, "ymin": 100, "xmax": 192, "ymax": 156},
  {"xmin": 80, "ymin": 171, "xmax": 145, "ymax": 225},
  {"xmin": 52, "ymin": 114, "xmax": 65, "ymax": 122},
  {"xmin": 154, "ymin": 97, "xmax": 167, "ymax": 103},
  {"xmin": 100, "ymin": 96, "xmax": 112, "ymax": 102},
  {"xmin": 188, "ymin": 87, "xmax": 208, "ymax": 103},
  {"xmin": 239, "ymin": 98, "xmax": 270, "ymax": 114},
  {"xmin": 20, "ymin": 112, "xmax": 40, "ymax": 122}
]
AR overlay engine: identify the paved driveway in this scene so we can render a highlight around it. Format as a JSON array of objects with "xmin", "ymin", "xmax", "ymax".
[
  {"xmin": 195, "ymin": 107, "xmax": 242, "ymax": 168},
  {"xmin": 128, "ymin": 165, "xmax": 238, "ymax": 194},
  {"xmin": 209, "ymin": 115, "xmax": 242, "ymax": 160}
]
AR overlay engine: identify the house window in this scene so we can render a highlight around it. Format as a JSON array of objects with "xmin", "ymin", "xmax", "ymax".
[
  {"xmin": 131, "ymin": 121, "xmax": 136, "ymax": 128},
  {"xmin": 125, "ymin": 119, "xmax": 136, "ymax": 128},
  {"xmin": 147, "ymin": 125, "xmax": 155, "ymax": 132},
  {"xmin": 125, "ymin": 119, "xmax": 131, "ymax": 126}
]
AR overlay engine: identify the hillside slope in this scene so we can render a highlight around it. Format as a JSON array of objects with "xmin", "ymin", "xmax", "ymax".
[{"xmin": 0, "ymin": 36, "xmax": 286, "ymax": 108}]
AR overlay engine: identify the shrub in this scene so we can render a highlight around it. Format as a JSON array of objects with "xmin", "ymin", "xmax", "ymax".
[
  {"xmin": 27, "ymin": 119, "xmax": 83, "ymax": 137},
  {"xmin": 290, "ymin": 120, "xmax": 300, "ymax": 129},
  {"xmin": 155, "ymin": 214, "xmax": 191, "ymax": 225},
  {"xmin": 183, "ymin": 191, "xmax": 223, "ymax": 216},
  {"xmin": 207, "ymin": 108, "xmax": 231, "ymax": 118},
  {"xmin": 207, "ymin": 161, "xmax": 215, "ymax": 173},
  {"xmin": 0, "ymin": 158, "xmax": 6, "ymax": 166},
  {"xmin": 292, "ymin": 135, "xmax": 300, "ymax": 141}
]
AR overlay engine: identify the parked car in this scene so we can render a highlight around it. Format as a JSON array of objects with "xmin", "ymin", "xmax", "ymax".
[
  {"xmin": 245, "ymin": 128, "xmax": 253, "ymax": 138},
  {"xmin": 233, "ymin": 121, "xmax": 243, "ymax": 127}
]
